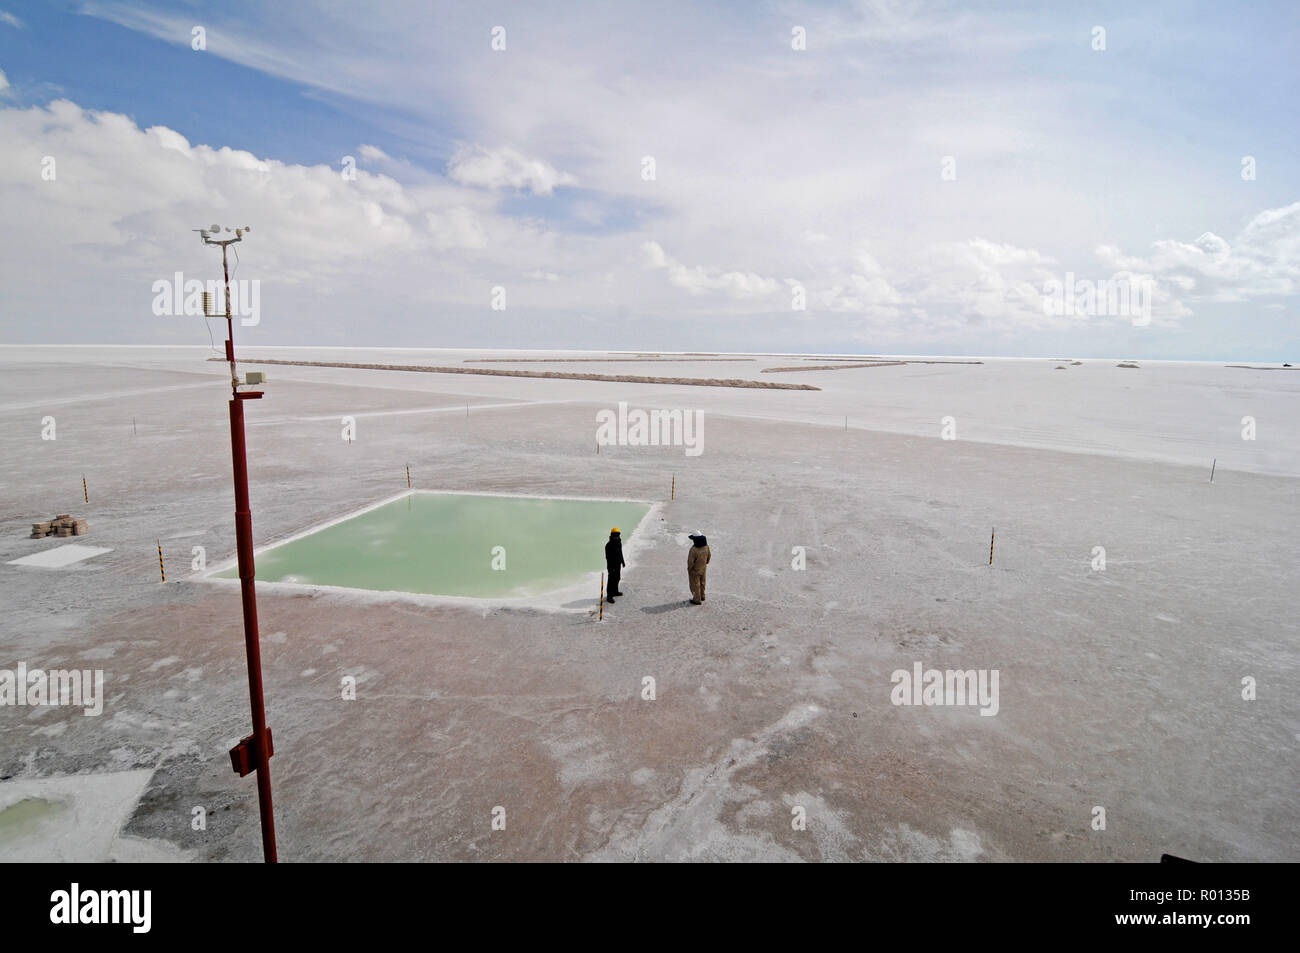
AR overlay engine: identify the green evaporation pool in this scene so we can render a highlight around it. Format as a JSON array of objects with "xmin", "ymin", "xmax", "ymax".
[
  {"xmin": 0, "ymin": 798, "xmax": 66, "ymax": 843},
  {"xmin": 218, "ymin": 493, "xmax": 651, "ymax": 599}
]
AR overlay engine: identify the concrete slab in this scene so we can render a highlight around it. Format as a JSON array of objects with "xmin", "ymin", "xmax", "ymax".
[{"xmin": 7, "ymin": 544, "xmax": 113, "ymax": 569}]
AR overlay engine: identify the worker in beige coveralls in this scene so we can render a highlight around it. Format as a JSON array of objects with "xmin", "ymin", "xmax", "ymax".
[{"xmin": 687, "ymin": 531, "xmax": 710, "ymax": 605}]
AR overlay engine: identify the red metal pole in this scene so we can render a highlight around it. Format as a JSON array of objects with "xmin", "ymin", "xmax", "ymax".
[
  {"xmin": 221, "ymin": 238, "xmax": 277, "ymax": 863},
  {"xmin": 229, "ymin": 395, "xmax": 276, "ymax": 862}
]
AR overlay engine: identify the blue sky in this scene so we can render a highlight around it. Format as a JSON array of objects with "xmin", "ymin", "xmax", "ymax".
[
  {"xmin": 0, "ymin": 0, "xmax": 1296, "ymax": 359},
  {"xmin": 0, "ymin": 3, "xmax": 435, "ymax": 170}
]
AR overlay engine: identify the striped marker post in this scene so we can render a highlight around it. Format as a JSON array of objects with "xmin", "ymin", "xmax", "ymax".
[
  {"xmin": 671, "ymin": 474, "xmax": 675, "ymax": 501},
  {"xmin": 157, "ymin": 540, "xmax": 166, "ymax": 582},
  {"xmin": 599, "ymin": 572, "xmax": 605, "ymax": 621},
  {"xmin": 1209, "ymin": 458, "xmax": 1216, "ymax": 483},
  {"xmin": 988, "ymin": 528, "xmax": 995, "ymax": 566},
  {"xmin": 82, "ymin": 476, "xmax": 88, "ymax": 503},
  {"xmin": 406, "ymin": 464, "xmax": 411, "ymax": 489}
]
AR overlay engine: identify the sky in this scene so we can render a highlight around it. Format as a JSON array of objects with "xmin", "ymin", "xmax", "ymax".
[{"xmin": 0, "ymin": 0, "xmax": 1296, "ymax": 359}]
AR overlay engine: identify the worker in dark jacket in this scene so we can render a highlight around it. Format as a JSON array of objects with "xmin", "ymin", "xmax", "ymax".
[
  {"xmin": 604, "ymin": 528, "xmax": 625, "ymax": 602},
  {"xmin": 687, "ymin": 531, "xmax": 710, "ymax": 604}
]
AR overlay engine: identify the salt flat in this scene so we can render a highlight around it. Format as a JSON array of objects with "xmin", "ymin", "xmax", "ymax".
[{"xmin": 0, "ymin": 345, "xmax": 1295, "ymax": 862}]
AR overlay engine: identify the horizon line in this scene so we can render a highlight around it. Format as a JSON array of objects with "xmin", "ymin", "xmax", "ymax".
[{"xmin": 0, "ymin": 343, "xmax": 1291, "ymax": 366}]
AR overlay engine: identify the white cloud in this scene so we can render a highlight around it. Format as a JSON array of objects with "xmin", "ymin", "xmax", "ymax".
[
  {"xmin": 358, "ymin": 144, "xmax": 389, "ymax": 162},
  {"xmin": 641, "ymin": 240, "xmax": 668, "ymax": 269},
  {"xmin": 0, "ymin": 11, "xmax": 23, "ymax": 29},
  {"xmin": 424, "ymin": 206, "xmax": 487, "ymax": 250},
  {"xmin": 811, "ymin": 245, "xmax": 904, "ymax": 317},
  {"xmin": 6, "ymin": 90, "xmax": 1289, "ymax": 350},
  {"xmin": 902, "ymin": 238, "xmax": 1204, "ymax": 330},
  {"xmin": 0, "ymin": 99, "xmax": 612, "ymax": 342},
  {"xmin": 1096, "ymin": 202, "xmax": 1300, "ymax": 302},
  {"xmin": 908, "ymin": 239, "xmax": 1098, "ymax": 330},
  {"xmin": 0, "ymin": 67, "xmax": 9, "ymax": 93},
  {"xmin": 641, "ymin": 241, "xmax": 781, "ymax": 299},
  {"xmin": 447, "ymin": 144, "xmax": 577, "ymax": 195}
]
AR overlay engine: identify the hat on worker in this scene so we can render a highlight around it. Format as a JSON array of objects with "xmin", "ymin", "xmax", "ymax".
[{"xmin": 611, "ymin": 527, "xmax": 620, "ymax": 534}]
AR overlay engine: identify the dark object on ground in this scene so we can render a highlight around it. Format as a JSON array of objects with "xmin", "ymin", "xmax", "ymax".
[
  {"xmin": 31, "ymin": 514, "xmax": 88, "ymax": 538},
  {"xmin": 605, "ymin": 530, "xmax": 625, "ymax": 600},
  {"xmin": 688, "ymin": 533, "xmax": 710, "ymax": 604}
]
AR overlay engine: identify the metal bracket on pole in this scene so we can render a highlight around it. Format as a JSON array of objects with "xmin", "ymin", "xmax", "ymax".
[{"xmin": 230, "ymin": 728, "xmax": 275, "ymax": 778}]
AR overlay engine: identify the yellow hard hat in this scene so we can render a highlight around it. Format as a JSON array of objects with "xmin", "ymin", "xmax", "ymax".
[{"xmin": 611, "ymin": 527, "xmax": 620, "ymax": 533}]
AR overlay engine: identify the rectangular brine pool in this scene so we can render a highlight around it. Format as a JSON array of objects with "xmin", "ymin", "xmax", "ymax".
[{"xmin": 216, "ymin": 492, "xmax": 651, "ymax": 599}]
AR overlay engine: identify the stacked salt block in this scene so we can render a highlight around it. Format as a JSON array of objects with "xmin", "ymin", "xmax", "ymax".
[{"xmin": 31, "ymin": 514, "xmax": 88, "ymax": 538}]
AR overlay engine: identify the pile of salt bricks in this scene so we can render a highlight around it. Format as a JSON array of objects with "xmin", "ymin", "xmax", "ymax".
[{"xmin": 32, "ymin": 514, "xmax": 88, "ymax": 538}]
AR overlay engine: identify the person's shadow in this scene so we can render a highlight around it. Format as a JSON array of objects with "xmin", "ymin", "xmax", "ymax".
[{"xmin": 640, "ymin": 601, "xmax": 693, "ymax": 614}]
